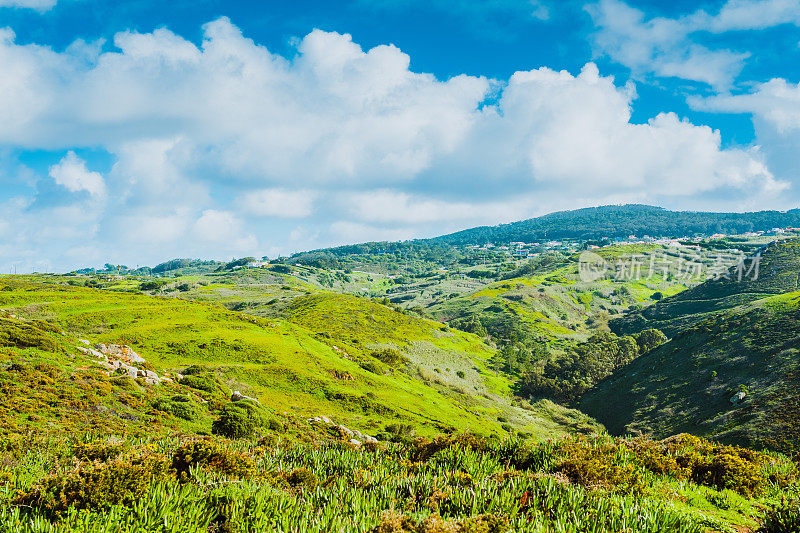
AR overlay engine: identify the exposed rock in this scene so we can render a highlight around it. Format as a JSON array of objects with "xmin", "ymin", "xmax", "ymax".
[
  {"xmin": 231, "ymin": 390, "xmax": 259, "ymax": 403},
  {"xmin": 320, "ymin": 416, "xmax": 332, "ymax": 425},
  {"xmin": 78, "ymin": 339, "xmax": 91, "ymax": 345},
  {"xmin": 337, "ymin": 425, "xmax": 354, "ymax": 437},
  {"xmin": 349, "ymin": 438, "xmax": 362, "ymax": 447},
  {"xmin": 95, "ymin": 344, "xmax": 145, "ymax": 363},
  {"xmin": 77, "ymin": 346, "xmax": 105, "ymax": 358},
  {"xmin": 730, "ymin": 391, "xmax": 747, "ymax": 404}
]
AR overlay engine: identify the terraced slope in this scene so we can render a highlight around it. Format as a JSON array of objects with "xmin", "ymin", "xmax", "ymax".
[
  {"xmin": 0, "ymin": 277, "xmax": 599, "ymax": 439},
  {"xmin": 583, "ymin": 292, "xmax": 800, "ymax": 454},
  {"xmin": 611, "ymin": 238, "xmax": 800, "ymax": 337}
]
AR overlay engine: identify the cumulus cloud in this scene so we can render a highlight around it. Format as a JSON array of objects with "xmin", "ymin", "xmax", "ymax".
[
  {"xmin": 48, "ymin": 151, "xmax": 106, "ymax": 197},
  {"xmin": 587, "ymin": 0, "xmax": 748, "ymax": 88},
  {"xmin": 0, "ymin": 17, "xmax": 790, "ymax": 272},
  {"xmin": 588, "ymin": 0, "xmax": 800, "ymax": 88},
  {"xmin": 0, "ymin": 0, "xmax": 56, "ymax": 12},
  {"xmin": 692, "ymin": 77, "xmax": 800, "ymax": 192}
]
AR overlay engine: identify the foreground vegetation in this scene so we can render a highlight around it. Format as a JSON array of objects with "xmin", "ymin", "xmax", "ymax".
[{"xmin": 1, "ymin": 428, "xmax": 798, "ymax": 533}]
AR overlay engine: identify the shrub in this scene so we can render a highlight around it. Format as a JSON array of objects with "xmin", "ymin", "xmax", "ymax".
[
  {"xmin": 456, "ymin": 370, "xmax": 466, "ymax": 379},
  {"xmin": 370, "ymin": 511, "xmax": 507, "ymax": 533},
  {"xmin": 410, "ymin": 433, "xmax": 487, "ymax": 462},
  {"xmin": 13, "ymin": 455, "xmax": 171, "ymax": 516},
  {"xmin": 650, "ymin": 291, "xmax": 664, "ymax": 300},
  {"xmin": 633, "ymin": 328, "xmax": 668, "ymax": 354},
  {"xmin": 153, "ymin": 395, "xmax": 205, "ymax": 421},
  {"xmin": 0, "ymin": 319, "xmax": 60, "ymax": 352},
  {"xmin": 690, "ymin": 451, "xmax": 764, "ymax": 496},
  {"xmin": 180, "ymin": 374, "xmax": 217, "ymax": 393},
  {"xmin": 285, "ymin": 467, "xmax": 317, "ymax": 488},
  {"xmin": 212, "ymin": 400, "xmax": 268, "ymax": 439},
  {"xmin": 73, "ymin": 441, "xmax": 126, "ymax": 462},
  {"xmin": 360, "ymin": 361, "xmax": 384, "ymax": 375},
  {"xmin": 555, "ymin": 437, "xmax": 643, "ymax": 493},
  {"xmin": 172, "ymin": 440, "xmax": 253, "ymax": 481},
  {"xmin": 369, "ymin": 348, "xmax": 410, "ymax": 368}
]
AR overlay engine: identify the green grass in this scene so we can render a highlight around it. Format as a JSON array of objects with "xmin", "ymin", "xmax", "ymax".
[
  {"xmin": 584, "ymin": 291, "xmax": 800, "ymax": 455},
  {"xmin": 0, "ymin": 277, "xmax": 597, "ymax": 441}
]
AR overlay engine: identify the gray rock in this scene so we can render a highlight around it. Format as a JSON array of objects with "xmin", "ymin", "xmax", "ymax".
[
  {"xmin": 730, "ymin": 391, "xmax": 747, "ymax": 404},
  {"xmin": 349, "ymin": 438, "xmax": 362, "ymax": 447},
  {"xmin": 231, "ymin": 390, "xmax": 259, "ymax": 403}
]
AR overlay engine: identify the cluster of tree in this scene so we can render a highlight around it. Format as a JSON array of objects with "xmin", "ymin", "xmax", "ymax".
[
  {"xmin": 514, "ymin": 329, "xmax": 667, "ymax": 405},
  {"xmin": 430, "ymin": 204, "xmax": 800, "ymax": 245},
  {"xmin": 451, "ymin": 312, "xmax": 549, "ymax": 375},
  {"xmin": 153, "ymin": 258, "xmax": 218, "ymax": 274},
  {"xmin": 215, "ymin": 257, "xmax": 256, "ymax": 272}
]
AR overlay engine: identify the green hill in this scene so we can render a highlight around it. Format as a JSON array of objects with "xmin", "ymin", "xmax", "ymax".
[
  {"xmin": 429, "ymin": 204, "xmax": 800, "ymax": 245},
  {"xmin": 0, "ymin": 276, "xmax": 599, "ymax": 440},
  {"xmin": 611, "ymin": 238, "xmax": 800, "ymax": 336},
  {"xmin": 583, "ymin": 291, "xmax": 800, "ymax": 454}
]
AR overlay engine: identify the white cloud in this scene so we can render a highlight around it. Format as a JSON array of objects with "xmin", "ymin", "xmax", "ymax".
[
  {"xmin": 192, "ymin": 209, "xmax": 257, "ymax": 251},
  {"xmin": 239, "ymin": 189, "xmax": 317, "ymax": 218},
  {"xmin": 0, "ymin": 18, "xmax": 790, "ymax": 271},
  {"xmin": 692, "ymin": 78, "xmax": 800, "ymax": 191},
  {"xmin": 588, "ymin": 0, "xmax": 800, "ymax": 88},
  {"xmin": 344, "ymin": 190, "xmax": 534, "ymax": 224},
  {"xmin": 587, "ymin": 0, "xmax": 750, "ymax": 88},
  {"xmin": 48, "ymin": 151, "xmax": 105, "ymax": 196},
  {"xmin": 0, "ymin": 0, "xmax": 56, "ymax": 12},
  {"xmin": 703, "ymin": 0, "xmax": 800, "ymax": 32},
  {"xmin": 695, "ymin": 78, "xmax": 800, "ymax": 133}
]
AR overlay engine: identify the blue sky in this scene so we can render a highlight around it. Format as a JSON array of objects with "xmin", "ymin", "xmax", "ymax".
[{"xmin": 1, "ymin": 0, "xmax": 799, "ymax": 272}]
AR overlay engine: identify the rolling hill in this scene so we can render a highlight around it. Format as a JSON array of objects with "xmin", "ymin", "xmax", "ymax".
[
  {"xmin": 0, "ymin": 276, "xmax": 599, "ymax": 440},
  {"xmin": 428, "ymin": 204, "xmax": 800, "ymax": 245},
  {"xmin": 583, "ymin": 291, "xmax": 800, "ymax": 455},
  {"xmin": 611, "ymin": 238, "xmax": 800, "ymax": 336}
]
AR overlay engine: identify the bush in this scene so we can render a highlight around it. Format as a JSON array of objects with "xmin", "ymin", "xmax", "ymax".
[
  {"xmin": 555, "ymin": 437, "xmax": 643, "ymax": 493},
  {"xmin": 285, "ymin": 467, "xmax": 317, "ymax": 488},
  {"xmin": 138, "ymin": 280, "xmax": 166, "ymax": 291},
  {"xmin": 13, "ymin": 455, "xmax": 171, "ymax": 516},
  {"xmin": 633, "ymin": 328, "xmax": 668, "ymax": 354},
  {"xmin": 650, "ymin": 291, "xmax": 664, "ymax": 300},
  {"xmin": 212, "ymin": 400, "xmax": 269, "ymax": 439},
  {"xmin": 369, "ymin": 348, "xmax": 410, "ymax": 368},
  {"xmin": 73, "ymin": 441, "xmax": 126, "ymax": 462},
  {"xmin": 456, "ymin": 370, "xmax": 466, "ymax": 379},
  {"xmin": 360, "ymin": 361, "xmax": 384, "ymax": 375},
  {"xmin": 0, "ymin": 319, "xmax": 60, "ymax": 352},
  {"xmin": 172, "ymin": 440, "xmax": 253, "ymax": 481},
  {"xmin": 153, "ymin": 395, "xmax": 205, "ymax": 421}
]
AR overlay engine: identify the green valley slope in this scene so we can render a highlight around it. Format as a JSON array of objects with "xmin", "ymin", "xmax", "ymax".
[{"xmin": 583, "ymin": 291, "xmax": 800, "ymax": 454}]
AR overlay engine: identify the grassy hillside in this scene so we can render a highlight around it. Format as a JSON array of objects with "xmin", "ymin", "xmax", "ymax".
[
  {"xmin": 611, "ymin": 238, "xmax": 800, "ymax": 337},
  {"xmin": 0, "ymin": 276, "xmax": 600, "ymax": 440},
  {"xmin": 583, "ymin": 291, "xmax": 800, "ymax": 455}
]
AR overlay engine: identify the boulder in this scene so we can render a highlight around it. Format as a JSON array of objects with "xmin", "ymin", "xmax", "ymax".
[
  {"xmin": 349, "ymin": 438, "xmax": 362, "ymax": 447},
  {"xmin": 320, "ymin": 416, "xmax": 332, "ymax": 425},
  {"xmin": 231, "ymin": 390, "xmax": 260, "ymax": 403},
  {"xmin": 730, "ymin": 391, "xmax": 747, "ymax": 404}
]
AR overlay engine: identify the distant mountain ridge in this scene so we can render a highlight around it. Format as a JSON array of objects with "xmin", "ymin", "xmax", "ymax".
[{"xmin": 428, "ymin": 204, "xmax": 800, "ymax": 245}]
